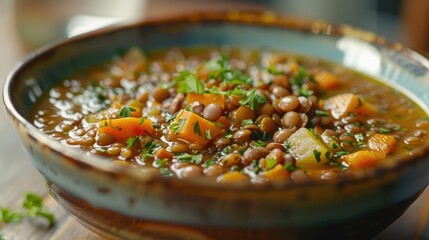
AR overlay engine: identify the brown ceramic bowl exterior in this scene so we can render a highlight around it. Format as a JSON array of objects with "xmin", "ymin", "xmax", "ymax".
[{"xmin": 4, "ymin": 12, "xmax": 429, "ymax": 239}]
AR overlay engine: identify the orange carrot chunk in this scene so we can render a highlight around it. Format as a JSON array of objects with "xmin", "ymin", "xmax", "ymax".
[
  {"xmin": 154, "ymin": 147, "xmax": 174, "ymax": 160},
  {"xmin": 262, "ymin": 164, "xmax": 290, "ymax": 183},
  {"xmin": 343, "ymin": 151, "xmax": 378, "ymax": 169},
  {"xmin": 186, "ymin": 93, "xmax": 225, "ymax": 109},
  {"xmin": 170, "ymin": 110, "xmax": 222, "ymax": 146},
  {"xmin": 367, "ymin": 134, "xmax": 397, "ymax": 159},
  {"xmin": 324, "ymin": 93, "xmax": 376, "ymax": 119},
  {"xmin": 98, "ymin": 117, "xmax": 155, "ymax": 143},
  {"xmin": 314, "ymin": 71, "xmax": 341, "ymax": 90}
]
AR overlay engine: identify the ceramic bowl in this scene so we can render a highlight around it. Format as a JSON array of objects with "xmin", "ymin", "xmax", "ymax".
[{"xmin": 4, "ymin": 12, "xmax": 429, "ymax": 240}]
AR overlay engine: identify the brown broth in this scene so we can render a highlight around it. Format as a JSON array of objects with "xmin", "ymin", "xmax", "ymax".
[{"xmin": 31, "ymin": 47, "xmax": 429, "ymax": 185}]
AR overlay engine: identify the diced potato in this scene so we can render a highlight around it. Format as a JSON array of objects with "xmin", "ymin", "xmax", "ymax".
[
  {"xmin": 324, "ymin": 93, "xmax": 376, "ymax": 119},
  {"xmin": 287, "ymin": 128, "xmax": 331, "ymax": 167}
]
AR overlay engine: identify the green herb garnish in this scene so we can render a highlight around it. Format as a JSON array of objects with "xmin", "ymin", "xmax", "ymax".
[
  {"xmin": 176, "ymin": 71, "xmax": 205, "ymax": 94},
  {"xmin": 118, "ymin": 106, "xmax": 136, "ymax": 118},
  {"xmin": 205, "ymin": 130, "xmax": 212, "ymax": 140},
  {"xmin": 193, "ymin": 120, "xmax": 202, "ymax": 136},
  {"xmin": 126, "ymin": 137, "xmax": 139, "ymax": 149},
  {"xmin": 284, "ymin": 162, "xmax": 298, "ymax": 172},
  {"xmin": 265, "ymin": 157, "xmax": 277, "ymax": 170},
  {"xmin": 315, "ymin": 110, "xmax": 330, "ymax": 116},
  {"xmin": 313, "ymin": 149, "xmax": 322, "ymax": 163},
  {"xmin": 253, "ymin": 140, "xmax": 267, "ymax": 147},
  {"xmin": 239, "ymin": 89, "xmax": 267, "ymax": 110},
  {"xmin": 170, "ymin": 118, "xmax": 185, "ymax": 134},
  {"xmin": 176, "ymin": 153, "xmax": 203, "ymax": 165},
  {"xmin": 241, "ymin": 119, "xmax": 254, "ymax": 126}
]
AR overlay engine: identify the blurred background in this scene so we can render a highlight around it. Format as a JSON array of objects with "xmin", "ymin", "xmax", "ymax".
[{"xmin": 0, "ymin": 0, "xmax": 428, "ymax": 239}]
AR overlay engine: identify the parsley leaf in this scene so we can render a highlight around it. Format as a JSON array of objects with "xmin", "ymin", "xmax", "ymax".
[
  {"xmin": 241, "ymin": 119, "xmax": 254, "ymax": 126},
  {"xmin": 193, "ymin": 121, "xmax": 202, "ymax": 136},
  {"xmin": 126, "ymin": 137, "xmax": 139, "ymax": 149},
  {"xmin": 284, "ymin": 162, "xmax": 298, "ymax": 172},
  {"xmin": 141, "ymin": 141, "xmax": 159, "ymax": 160},
  {"xmin": 253, "ymin": 140, "xmax": 267, "ymax": 147},
  {"xmin": 239, "ymin": 89, "xmax": 267, "ymax": 110},
  {"xmin": 313, "ymin": 149, "xmax": 322, "ymax": 163},
  {"xmin": 0, "ymin": 208, "xmax": 23, "ymax": 224},
  {"xmin": 265, "ymin": 158, "xmax": 277, "ymax": 170},
  {"xmin": 315, "ymin": 110, "xmax": 330, "ymax": 116},
  {"xmin": 118, "ymin": 106, "xmax": 136, "ymax": 118},
  {"xmin": 176, "ymin": 71, "xmax": 204, "ymax": 94},
  {"xmin": 176, "ymin": 153, "xmax": 203, "ymax": 165},
  {"xmin": 205, "ymin": 130, "xmax": 212, "ymax": 140},
  {"xmin": 154, "ymin": 158, "xmax": 169, "ymax": 168},
  {"xmin": 22, "ymin": 193, "xmax": 55, "ymax": 226},
  {"xmin": 203, "ymin": 159, "xmax": 215, "ymax": 167},
  {"xmin": 170, "ymin": 118, "xmax": 185, "ymax": 134}
]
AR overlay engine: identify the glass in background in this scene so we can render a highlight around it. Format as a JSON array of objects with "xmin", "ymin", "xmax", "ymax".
[{"xmin": 13, "ymin": 0, "xmax": 147, "ymax": 50}]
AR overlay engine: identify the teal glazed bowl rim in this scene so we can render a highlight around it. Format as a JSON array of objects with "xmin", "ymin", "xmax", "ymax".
[
  {"xmin": 3, "ymin": 12, "xmax": 429, "ymax": 237},
  {"xmin": 4, "ymin": 11, "xmax": 429, "ymax": 190}
]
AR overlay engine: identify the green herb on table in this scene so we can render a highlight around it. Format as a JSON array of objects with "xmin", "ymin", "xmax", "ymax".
[{"xmin": 0, "ymin": 193, "xmax": 55, "ymax": 229}]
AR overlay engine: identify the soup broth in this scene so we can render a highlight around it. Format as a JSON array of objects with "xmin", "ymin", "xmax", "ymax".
[{"xmin": 31, "ymin": 47, "xmax": 429, "ymax": 185}]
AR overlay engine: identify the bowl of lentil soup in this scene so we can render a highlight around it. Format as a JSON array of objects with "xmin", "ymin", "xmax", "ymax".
[{"xmin": 4, "ymin": 12, "xmax": 429, "ymax": 239}]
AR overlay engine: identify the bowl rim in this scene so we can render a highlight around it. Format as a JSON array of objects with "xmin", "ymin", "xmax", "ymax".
[{"xmin": 4, "ymin": 10, "xmax": 429, "ymax": 191}]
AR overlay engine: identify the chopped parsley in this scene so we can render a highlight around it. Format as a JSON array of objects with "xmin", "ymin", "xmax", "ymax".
[
  {"xmin": 241, "ymin": 119, "xmax": 254, "ymax": 126},
  {"xmin": 253, "ymin": 140, "xmax": 267, "ymax": 147},
  {"xmin": 126, "ymin": 137, "xmax": 139, "ymax": 149},
  {"xmin": 154, "ymin": 158, "xmax": 169, "ymax": 168},
  {"xmin": 284, "ymin": 162, "xmax": 298, "ymax": 172},
  {"xmin": 205, "ymin": 130, "xmax": 212, "ymax": 140},
  {"xmin": 170, "ymin": 118, "xmax": 185, "ymax": 134},
  {"xmin": 313, "ymin": 149, "xmax": 322, "ymax": 163},
  {"xmin": 141, "ymin": 141, "xmax": 160, "ymax": 160},
  {"xmin": 334, "ymin": 151, "xmax": 350, "ymax": 158},
  {"xmin": 225, "ymin": 131, "xmax": 233, "ymax": 139},
  {"xmin": 265, "ymin": 157, "xmax": 277, "ymax": 170},
  {"xmin": 193, "ymin": 121, "xmax": 202, "ymax": 136},
  {"xmin": 203, "ymin": 159, "xmax": 215, "ymax": 167},
  {"xmin": 239, "ymin": 89, "xmax": 267, "ymax": 110},
  {"xmin": 379, "ymin": 127, "xmax": 391, "ymax": 133},
  {"xmin": 176, "ymin": 153, "xmax": 203, "ymax": 165},
  {"xmin": 0, "ymin": 193, "xmax": 56, "ymax": 229},
  {"xmin": 175, "ymin": 71, "xmax": 205, "ymax": 94},
  {"xmin": 118, "ymin": 106, "xmax": 136, "ymax": 118},
  {"xmin": 315, "ymin": 110, "xmax": 330, "ymax": 116}
]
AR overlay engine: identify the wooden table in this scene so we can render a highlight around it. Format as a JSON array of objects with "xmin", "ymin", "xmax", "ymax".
[{"xmin": 1, "ymin": 2, "xmax": 429, "ymax": 239}]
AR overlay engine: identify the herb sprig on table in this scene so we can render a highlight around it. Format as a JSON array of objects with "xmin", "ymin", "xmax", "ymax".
[{"xmin": 0, "ymin": 193, "xmax": 55, "ymax": 238}]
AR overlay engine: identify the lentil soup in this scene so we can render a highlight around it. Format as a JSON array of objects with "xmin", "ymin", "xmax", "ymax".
[{"xmin": 31, "ymin": 47, "xmax": 429, "ymax": 185}]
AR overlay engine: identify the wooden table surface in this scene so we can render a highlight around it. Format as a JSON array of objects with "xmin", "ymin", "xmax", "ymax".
[{"xmin": 1, "ymin": 2, "xmax": 429, "ymax": 239}]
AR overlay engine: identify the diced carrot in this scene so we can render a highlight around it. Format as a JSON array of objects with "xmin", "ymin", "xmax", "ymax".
[
  {"xmin": 127, "ymin": 100, "xmax": 144, "ymax": 117},
  {"xmin": 186, "ymin": 93, "xmax": 225, "ymax": 109},
  {"xmin": 171, "ymin": 110, "xmax": 222, "ymax": 145},
  {"xmin": 314, "ymin": 71, "xmax": 341, "ymax": 90},
  {"xmin": 154, "ymin": 147, "xmax": 174, "ymax": 161},
  {"xmin": 262, "ymin": 164, "xmax": 290, "ymax": 183},
  {"xmin": 98, "ymin": 117, "xmax": 155, "ymax": 143},
  {"xmin": 367, "ymin": 134, "xmax": 397, "ymax": 159},
  {"xmin": 217, "ymin": 172, "xmax": 249, "ymax": 184},
  {"xmin": 215, "ymin": 116, "xmax": 231, "ymax": 129},
  {"xmin": 324, "ymin": 93, "xmax": 376, "ymax": 119},
  {"xmin": 343, "ymin": 150, "xmax": 378, "ymax": 169}
]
